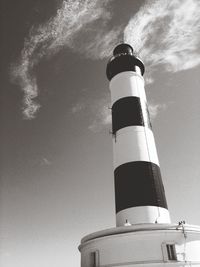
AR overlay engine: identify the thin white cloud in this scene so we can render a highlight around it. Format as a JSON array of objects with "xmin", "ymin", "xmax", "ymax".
[
  {"xmin": 11, "ymin": 0, "xmax": 121, "ymax": 119},
  {"xmin": 11, "ymin": 0, "xmax": 200, "ymax": 121},
  {"xmin": 124, "ymin": 0, "xmax": 200, "ymax": 73},
  {"xmin": 68, "ymin": 93, "xmax": 111, "ymax": 133},
  {"xmin": 148, "ymin": 103, "xmax": 167, "ymax": 120},
  {"xmin": 41, "ymin": 158, "xmax": 52, "ymax": 166},
  {"xmin": 70, "ymin": 102, "xmax": 85, "ymax": 114},
  {"xmin": 102, "ymin": 110, "xmax": 112, "ymax": 126},
  {"xmin": 88, "ymin": 100, "xmax": 111, "ymax": 133},
  {"xmin": 71, "ymin": 27, "xmax": 122, "ymax": 60}
]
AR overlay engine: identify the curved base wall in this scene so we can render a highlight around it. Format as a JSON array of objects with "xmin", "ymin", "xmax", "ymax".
[{"xmin": 79, "ymin": 224, "xmax": 200, "ymax": 267}]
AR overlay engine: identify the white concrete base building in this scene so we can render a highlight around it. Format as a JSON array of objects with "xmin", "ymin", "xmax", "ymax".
[
  {"xmin": 79, "ymin": 224, "xmax": 200, "ymax": 267},
  {"xmin": 79, "ymin": 44, "xmax": 200, "ymax": 267}
]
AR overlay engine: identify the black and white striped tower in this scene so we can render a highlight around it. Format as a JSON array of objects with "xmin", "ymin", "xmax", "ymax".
[{"xmin": 106, "ymin": 43, "xmax": 171, "ymax": 227}]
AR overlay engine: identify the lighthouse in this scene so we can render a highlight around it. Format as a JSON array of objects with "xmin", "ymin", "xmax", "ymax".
[
  {"xmin": 106, "ymin": 43, "xmax": 170, "ymax": 226},
  {"xmin": 79, "ymin": 44, "xmax": 200, "ymax": 267}
]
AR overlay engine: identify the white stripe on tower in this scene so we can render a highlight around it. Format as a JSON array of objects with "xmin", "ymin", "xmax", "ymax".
[{"xmin": 106, "ymin": 44, "xmax": 171, "ymax": 227}]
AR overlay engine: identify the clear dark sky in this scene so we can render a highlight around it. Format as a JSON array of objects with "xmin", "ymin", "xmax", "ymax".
[{"xmin": 1, "ymin": 1, "xmax": 200, "ymax": 266}]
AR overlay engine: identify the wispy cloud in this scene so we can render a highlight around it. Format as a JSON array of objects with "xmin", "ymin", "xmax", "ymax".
[
  {"xmin": 88, "ymin": 105, "xmax": 111, "ymax": 133},
  {"xmin": 71, "ymin": 27, "xmax": 122, "ymax": 60},
  {"xmin": 11, "ymin": 0, "xmax": 121, "ymax": 119},
  {"xmin": 70, "ymin": 102, "xmax": 86, "ymax": 114},
  {"xmin": 69, "ymin": 93, "xmax": 111, "ymax": 133},
  {"xmin": 124, "ymin": 0, "xmax": 200, "ymax": 73},
  {"xmin": 11, "ymin": 0, "xmax": 200, "ymax": 121},
  {"xmin": 148, "ymin": 103, "xmax": 167, "ymax": 120},
  {"xmin": 40, "ymin": 157, "xmax": 52, "ymax": 166}
]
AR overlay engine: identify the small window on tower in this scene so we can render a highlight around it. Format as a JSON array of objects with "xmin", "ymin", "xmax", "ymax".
[
  {"xmin": 166, "ymin": 244, "xmax": 177, "ymax": 260},
  {"xmin": 162, "ymin": 243, "xmax": 177, "ymax": 261},
  {"xmin": 90, "ymin": 250, "xmax": 99, "ymax": 267}
]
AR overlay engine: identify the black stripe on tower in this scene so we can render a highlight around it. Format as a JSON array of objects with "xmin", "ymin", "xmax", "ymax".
[
  {"xmin": 114, "ymin": 161, "xmax": 168, "ymax": 213},
  {"xmin": 112, "ymin": 96, "xmax": 151, "ymax": 134}
]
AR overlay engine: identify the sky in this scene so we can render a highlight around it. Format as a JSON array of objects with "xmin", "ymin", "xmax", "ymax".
[{"xmin": 1, "ymin": 0, "xmax": 200, "ymax": 266}]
